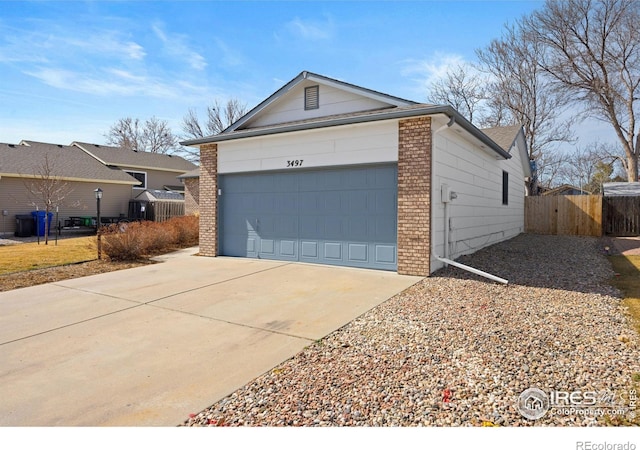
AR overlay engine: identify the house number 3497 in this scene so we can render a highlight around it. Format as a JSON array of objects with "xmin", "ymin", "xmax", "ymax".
[{"xmin": 286, "ymin": 159, "xmax": 303, "ymax": 167}]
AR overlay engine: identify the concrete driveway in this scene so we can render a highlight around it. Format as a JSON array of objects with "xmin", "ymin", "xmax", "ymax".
[{"xmin": 0, "ymin": 249, "xmax": 421, "ymax": 426}]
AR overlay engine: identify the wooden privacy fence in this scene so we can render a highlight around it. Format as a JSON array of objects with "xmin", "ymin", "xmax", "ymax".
[
  {"xmin": 525, "ymin": 195, "xmax": 602, "ymax": 237},
  {"xmin": 604, "ymin": 196, "xmax": 640, "ymax": 236},
  {"xmin": 150, "ymin": 201, "xmax": 185, "ymax": 223}
]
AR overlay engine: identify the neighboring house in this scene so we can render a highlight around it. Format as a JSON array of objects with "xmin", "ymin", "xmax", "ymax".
[
  {"xmin": 542, "ymin": 184, "xmax": 591, "ymax": 196},
  {"xmin": 71, "ymin": 142, "xmax": 197, "ymax": 194},
  {"xmin": 177, "ymin": 168, "xmax": 200, "ymax": 216},
  {"xmin": 1, "ymin": 140, "xmax": 198, "ymax": 236},
  {"xmin": 0, "ymin": 141, "xmax": 140, "ymax": 235},
  {"xmin": 181, "ymin": 70, "xmax": 531, "ymax": 276}
]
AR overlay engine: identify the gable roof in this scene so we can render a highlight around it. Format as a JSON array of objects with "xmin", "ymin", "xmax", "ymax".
[
  {"xmin": 482, "ymin": 124, "xmax": 531, "ymax": 177},
  {"xmin": 225, "ymin": 71, "xmax": 418, "ymax": 133},
  {"xmin": 481, "ymin": 125, "xmax": 522, "ymax": 152},
  {"xmin": 1, "ymin": 142, "xmax": 139, "ymax": 185},
  {"xmin": 71, "ymin": 142, "xmax": 197, "ymax": 173},
  {"xmin": 182, "ymin": 102, "xmax": 512, "ymax": 160}
]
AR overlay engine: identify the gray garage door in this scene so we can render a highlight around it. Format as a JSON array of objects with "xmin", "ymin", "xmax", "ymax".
[{"xmin": 219, "ymin": 164, "xmax": 397, "ymax": 270}]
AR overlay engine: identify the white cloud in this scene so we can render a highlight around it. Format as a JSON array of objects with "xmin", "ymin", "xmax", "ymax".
[
  {"xmin": 400, "ymin": 53, "xmax": 478, "ymax": 98},
  {"xmin": 24, "ymin": 67, "xmax": 205, "ymax": 100},
  {"xmin": 286, "ymin": 16, "xmax": 334, "ymax": 41},
  {"xmin": 0, "ymin": 19, "xmax": 146, "ymax": 64},
  {"xmin": 152, "ymin": 22, "xmax": 207, "ymax": 71},
  {"xmin": 214, "ymin": 38, "xmax": 244, "ymax": 68}
]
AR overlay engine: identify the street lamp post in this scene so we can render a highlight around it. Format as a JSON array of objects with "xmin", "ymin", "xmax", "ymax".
[{"xmin": 94, "ymin": 188, "xmax": 103, "ymax": 260}]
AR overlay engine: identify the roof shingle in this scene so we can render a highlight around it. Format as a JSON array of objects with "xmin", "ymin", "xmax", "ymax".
[
  {"xmin": 0, "ymin": 142, "xmax": 139, "ymax": 184},
  {"xmin": 71, "ymin": 142, "xmax": 197, "ymax": 173}
]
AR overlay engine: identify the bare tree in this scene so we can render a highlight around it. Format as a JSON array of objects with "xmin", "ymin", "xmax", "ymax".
[
  {"xmin": 143, "ymin": 117, "xmax": 179, "ymax": 154},
  {"xmin": 105, "ymin": 116, "xmax": 179, "ymax": 154},
  {"xmin": 526, "ymin": 0, "xmax": 640, "ymax": 181},
  {"xmin": 182, "ymin": 99, "xmax": 247, "ymax": 139},
  {"xmin": 535, "ymin": 151, "xmax": 569, "ymax": 190},
  {"xmin": 105, "ymin": 117, "xmax": 143, "ymax": 152},
  {"xmin": 426, "ymin": 64, "xmax": 488, "ymax": 124},
  {"xmin": 24, "ymin": 154, "xmax": 75, "ymax": 245},
  {"xmin": 559, "ymin": 141, "xmax": 626, "ymax": 192},
  {"xmin": 476, "ymin": 20, "xmax": 575, "ymax": 191}
]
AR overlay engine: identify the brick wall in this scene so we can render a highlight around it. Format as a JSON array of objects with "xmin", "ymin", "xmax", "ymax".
[
  {"xmin": 199, "ymin": 143, "xmax": 218, "ymax": 256},
  {"xmin": 397, "ymin": 117, "xmax": 431, "ymax": 276},
  {"xmin": 183, "ymin": 177, "xmax": 200, "ymax": 216}
]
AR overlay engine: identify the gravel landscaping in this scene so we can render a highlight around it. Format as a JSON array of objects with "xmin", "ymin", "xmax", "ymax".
[{"xmin": 184, "ymin": 234, "xmax": 640, "ymax": 427}]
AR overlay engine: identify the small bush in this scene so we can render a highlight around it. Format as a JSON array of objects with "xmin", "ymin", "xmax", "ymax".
[
  {"xmin": 169, "ymin": 215, "xmax": 199, "ymax": 246},
  {"xmin": 101, "ymin": 216, "xmax": 199, "ymax": 261}
]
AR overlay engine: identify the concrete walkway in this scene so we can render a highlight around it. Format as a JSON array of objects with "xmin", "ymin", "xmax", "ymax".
[
  {"xmin": 610, "ymin": 236, "xmax": 640, "ymax": 256},
  {"xmin": 0, "ymin": 249, "xmax": 421, "ymax": 426}
]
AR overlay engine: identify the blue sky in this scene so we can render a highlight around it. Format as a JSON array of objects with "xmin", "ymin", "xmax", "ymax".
[{"xmin": 1, "ymin": 0, "xmax": 610, "ymax": 150}]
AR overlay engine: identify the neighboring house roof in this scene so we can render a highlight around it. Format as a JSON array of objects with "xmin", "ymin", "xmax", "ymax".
[
  {"xmin": 1, "ymin": 142, "xmax": 140, "ymax": 185},
  {"xmin": 177, "ymin": 168, "xmax": 200, "ymax": 179},
  {"xmin": 542, "ymin": 184, "xmax": 592, "ymax": 196},
  {"xmin": 135, "ymin": 189, "xmax": 184, "ymax": 202},
  {"xmin": 71, "ymin": 142, "xmax": 197, "ymax": 173},
  {"xmin": 603, "ymin": 182, "xmax": 640, "ymax": 196},
  {"xmin": 183, "ymin": 103, "xmax": 513, "ymax": 160}
]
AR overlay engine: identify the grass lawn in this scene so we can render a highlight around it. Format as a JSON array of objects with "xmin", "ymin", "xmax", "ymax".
[
  {"xmin": 0, "ymin": 236, "xmax": 97, "ymax": 275},
  {"xmin": 609, "ymin": 255, "xmax": 640, "ymax": 335}
]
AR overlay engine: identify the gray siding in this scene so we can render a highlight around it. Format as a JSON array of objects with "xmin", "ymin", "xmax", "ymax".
[
  {"xmin": 120, "ymin": 166, "xmax": 184, "ymax": 194},
  {"xmin": 0, "ymin": 177, "xmax": 132, "ymax": 235}
]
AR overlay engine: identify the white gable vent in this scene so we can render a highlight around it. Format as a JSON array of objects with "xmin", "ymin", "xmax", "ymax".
[{"xmin": 305, "ymin": 85, "xmax": 319, "ymax": 110}]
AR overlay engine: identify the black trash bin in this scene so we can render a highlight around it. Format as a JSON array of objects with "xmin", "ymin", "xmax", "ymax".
[{"xmin": 15, "ymin": 215, "xmax": 34, "ymax": 237}]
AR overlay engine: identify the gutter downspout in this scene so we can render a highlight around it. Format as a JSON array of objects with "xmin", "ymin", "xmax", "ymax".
[{"xmin": 436, "ymin": 256, "xmax": 509, "ymax": 285}]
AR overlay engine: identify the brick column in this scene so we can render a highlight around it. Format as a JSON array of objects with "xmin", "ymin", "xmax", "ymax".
[
  {"xmin": 199, "ymin": 143, "xmax": 218, "ymax": 256},
  {"xmin": 397, "ymin": 117, "xmax": 431, "ymax": 276}
]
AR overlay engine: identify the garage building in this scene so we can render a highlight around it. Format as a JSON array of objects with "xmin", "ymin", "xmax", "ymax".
[{"xmin": 182, "ymin": 71, "xmax": 531, "ymax": 277}]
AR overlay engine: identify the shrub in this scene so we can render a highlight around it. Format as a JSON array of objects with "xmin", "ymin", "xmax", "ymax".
[
  {"xmin": 101, "ymin": 216, "xmax": 199, "ymax": 261},
  {"xmin": 169, "ymin": 215, "xmax": 199, "ymax": 246}
]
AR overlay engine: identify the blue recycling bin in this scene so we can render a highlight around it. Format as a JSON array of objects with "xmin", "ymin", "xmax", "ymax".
[{"xmin": 31, "ymin": 211, "xmax": 54, "ymax": 236}]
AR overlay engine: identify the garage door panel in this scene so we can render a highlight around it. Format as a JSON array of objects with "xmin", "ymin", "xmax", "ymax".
[
  {"xmin": 348, "ymin": 243, "xmax": 368, "ymax": 262},
  {"xmin": 300, "ymin": 241, "xmax": 318, "ymax": 258},
  {"xmin": 375, "ymin": 217, "xmax": 396, "ymax": 239},
  {"xmin": 375, "ymin": 244, "xmax": 396, "ymax": 264},
  {"xmin": 220, "ymin": 165, "xmax": 397, "ymax": 270},
  {"xmin": 299, "ymin": 215, "xmax": 319, "ymax": 237},
  {"xmin": 323, "ymin": 242, "xmax": 343, "ymax": 260}
]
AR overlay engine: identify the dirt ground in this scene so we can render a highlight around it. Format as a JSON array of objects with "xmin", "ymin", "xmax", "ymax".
[{"xmin": 0, "ymin": 260, "xmax": 150, "ymax": 292}]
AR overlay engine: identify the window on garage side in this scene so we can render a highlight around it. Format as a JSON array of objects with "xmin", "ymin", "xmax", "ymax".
[
  {"xmin": 126, "ymin": 170, "xmax": 147, "ymax": 189},
  {"xmin": 305, "ymin": 85, "xmax": 319, "ymax": 110},
  {"xmin": 502, "ymin": 170, "xmax": 509, "ymax": 205}
]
